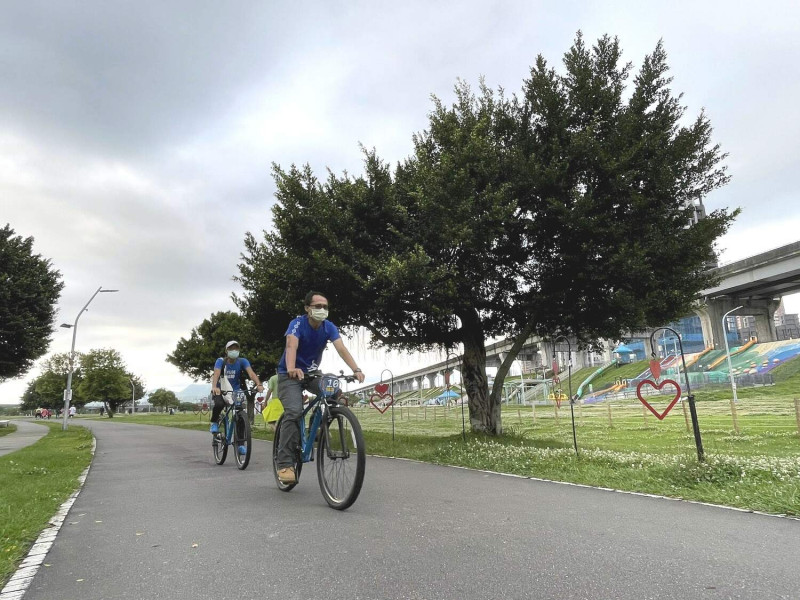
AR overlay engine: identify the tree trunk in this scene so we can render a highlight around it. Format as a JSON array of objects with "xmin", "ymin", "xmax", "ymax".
[
  {"xmin": 489, "ymin": 318, "xmax": 538, "ymax": 409},
  {"xmin": 460, "ymin": 309, "xmax": 500, "ymax": 434}
]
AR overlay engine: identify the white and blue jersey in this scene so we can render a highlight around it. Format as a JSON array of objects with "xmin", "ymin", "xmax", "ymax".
[
  {"xmin": 277, "ymin": 315, "xmax": 341, "ymax": 374},
  {"xmin": 214, "ymin": 357, "xmax": 251, "ymax": 391}
]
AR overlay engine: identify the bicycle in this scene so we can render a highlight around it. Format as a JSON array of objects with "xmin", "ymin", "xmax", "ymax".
[
  {"xmin": 272, "ymin": 372, "xmax": 366, "ymax": 510},
  {"xmin": 212, "ymin": 389, "xmax": 252, "ymax": 470}
]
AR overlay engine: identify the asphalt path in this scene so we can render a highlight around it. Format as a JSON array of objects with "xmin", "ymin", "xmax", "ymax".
[
  {"xmin": 0, "ymin": 420, "xmax": 48, "ymax": 457},
  {"xmin": 21, "ymin": 419, "xmax": 800, "ymax": 600}
]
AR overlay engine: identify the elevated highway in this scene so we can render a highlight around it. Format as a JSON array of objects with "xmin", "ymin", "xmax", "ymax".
[{"xmin": 697, "ymin": 241, "xmax": 800, "ymax": 348}]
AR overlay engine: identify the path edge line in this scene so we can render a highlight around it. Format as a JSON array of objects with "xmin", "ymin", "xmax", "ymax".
[{"xmin": 0, "ymin": 433, "xmax": 97, "ymax": 600}]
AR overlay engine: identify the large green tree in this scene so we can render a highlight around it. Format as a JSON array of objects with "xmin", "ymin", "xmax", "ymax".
[
  {"xmin": 20, "ymin": 379, "xmax": 42, "ymax": 412},
  {"xmin": 32, "ymin": 352, "xmax": 84, "ymax": 410},
  {"xmin": 0, "ymin": 224, "xmax": 64, "ymax": 381},
  {"xmin": 147, "ymin": 388, "xmax": 180, "ymax": 411},
  {"xmin": 167, "ymin": 310, "xmax": 284, "ymax": 383},
  {"xmin": 237, "ymin": 34, "xmax": 735, "ymax": 434},
  {"xmin": 78, "ymin": 349, "xmax": 144, "ymax": 417}
]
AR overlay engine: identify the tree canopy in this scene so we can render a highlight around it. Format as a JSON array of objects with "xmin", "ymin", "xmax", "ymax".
[
  {"xmin": 147, "ymin": 387, "xmax": 180, "ymax": 410},
  {"xmin": 0, "ymin": 224, "xmax": 64, "ymax": 381},
  {"xmin": 167, "ymin": 310, "xmax": 288, "ymax": 382},
  {"xmin": 77, "ymin": 349, "xmax": 144, "ymax": 416},
  {"xmin": 236, "ymin": 34, "xmax": 736, "ymax": 434},
  {"xmin": 32, "ymin": 352, "xmax": 84, "ymax": 409}
]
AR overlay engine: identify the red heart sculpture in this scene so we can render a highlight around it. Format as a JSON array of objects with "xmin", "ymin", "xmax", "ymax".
[
  {"xmin": 552, "ymin": 360, "xmax": 559, "ymax": 376},
  {"xmin": 374, "ymin": 383, "xmax": 389, "ymax": 396},
  {"xmin": 369, "ymin": 393, "xmax": 394, "ymax": 414},
  {"xmin": 636, "ymin": 379, "xmax": 681, "ymax": 420},
  {"xmin": 649, "ymin": 359, "xmax": 661, "ymax": 380}
]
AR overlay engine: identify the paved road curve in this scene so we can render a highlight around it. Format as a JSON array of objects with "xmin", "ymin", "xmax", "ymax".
[
  {"xmin": 0, "ymin": 420, "xmax": 48, "ymax": 457},
  {"xmin": 22, "ymin": 420, "xmax": 800, "ymax": 599}
]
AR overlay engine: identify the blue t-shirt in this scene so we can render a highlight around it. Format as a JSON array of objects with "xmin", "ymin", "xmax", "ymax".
[
  {"xmin": 277, "ymin": 315, "xmax": 341, "ymax": 374},
  {"xmin": 214, "ymin": 357, "xmax": 251, "ymax": 391}
]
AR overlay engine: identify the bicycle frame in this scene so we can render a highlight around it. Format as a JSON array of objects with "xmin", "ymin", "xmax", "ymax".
[
  {"xmin": 297, "ymin": 373, "xmax": 346, "ymax": 463},
  {"xmin": 219, "ymin": 391, "xmax": 247, "ymax": 446}
]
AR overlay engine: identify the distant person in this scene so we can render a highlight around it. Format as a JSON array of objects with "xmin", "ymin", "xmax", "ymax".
[
  {"xmin": 35, "ymin": 407, "xmax": 42, "ymax": 419},
  {"xmin": 69, "ymin": 405, "xmax": 77, "ymax": 418},
  {"xmin": 210, "ymin": 341, "xmax": 264, "ymax": 435},
  {"xmin": 274, "ymin": 291, "xmax": 365, "ymax": 484},
  {"xmin": 99, "ymin": 406, "xmax": 105, "ymax": 417},
  {"xmin": 261, "ymin": 373, "xmax": 284, "ymax": 431}
]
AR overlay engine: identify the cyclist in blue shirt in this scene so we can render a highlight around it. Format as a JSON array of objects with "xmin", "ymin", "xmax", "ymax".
[
  {"xmin": 210, "ymin": 340, "xmax": 264, "ymax": 433},
  {"xmin": 275, "ymin": 291, "xmax": 365, "ymax": 484}
]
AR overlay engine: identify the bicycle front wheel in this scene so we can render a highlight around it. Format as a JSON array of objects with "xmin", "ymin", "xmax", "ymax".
[
  {"xmin": 234, "ymin": 412, "xmax": 251, "ymax": 470},
  {"xmin": 316, "ymin": 405, "xmax": 365, "ymax": 510},
  {"xmin": 213, "ymin": 420, "xmax": 227, "ymax": 465}
]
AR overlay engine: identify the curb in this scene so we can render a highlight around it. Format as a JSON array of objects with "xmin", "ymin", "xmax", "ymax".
[{"xmin": 0, "ymin": 435, "xmax": 97, "ymax": 600}]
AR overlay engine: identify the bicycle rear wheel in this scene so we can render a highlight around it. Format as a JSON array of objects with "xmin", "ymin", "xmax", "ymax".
[
  {"xmin": 317, "ymin": 405, "xmax": 365, "ymax": 510},
  {"xmin": 272, "ymin": 415, "xmax": 302, "ymax": 491},
  {"xmin": 212, "ymin": 418, "xmax": 228, "ymax": 465},
  {"xmin": 233, "ymin": 412, "xmax": 251, "ymax": 470}
]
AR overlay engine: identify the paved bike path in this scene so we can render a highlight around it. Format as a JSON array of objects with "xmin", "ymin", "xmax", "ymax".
[
  {"xmin": 20, "ymin": 419, "xmax": 800, "ymax": 599},
  {"xmin": 0, "ymin": 420, "xmax": 48, "ymax": 457}
]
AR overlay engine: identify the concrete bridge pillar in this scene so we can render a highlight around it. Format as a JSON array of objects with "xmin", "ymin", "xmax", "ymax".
[
  {"xmin": 753, "ymin": 299, "xmax": 780, "ymax": 343},
  {"xmin": 426, "ymin": 373, "xmax": 437, "ymax": 388},
  {"xmin": 697, "ymin": 298, "xmax": 781, "ymax": 348}
]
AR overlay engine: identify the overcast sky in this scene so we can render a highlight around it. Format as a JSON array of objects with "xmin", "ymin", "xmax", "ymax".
[{"xmin": 2, "ymin": 1, "xmax": 800, "ymax": 404}]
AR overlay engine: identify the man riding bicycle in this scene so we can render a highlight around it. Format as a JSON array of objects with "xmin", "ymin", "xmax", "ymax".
[
  {"xmin": 275, "ymin": 291, "xmax": 365, "ymax": 484},
  {"xmin": 210, "ymin": 341, "xmax": 264, "ymax": 433}
]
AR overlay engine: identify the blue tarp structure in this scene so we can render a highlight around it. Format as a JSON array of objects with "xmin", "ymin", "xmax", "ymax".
[
  {"xmin": 613, "ymin": 344, "xmax": 634, "ymax": 354},
  {"xmin": 435, "ymin": 390, "xmax": 461, "ymax": 400}
]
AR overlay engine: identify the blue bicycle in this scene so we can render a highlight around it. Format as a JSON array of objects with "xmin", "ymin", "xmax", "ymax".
[
  {"xmin": 212, "ymin": 390, "xmax": 252, "ymax": 470},
  {"xmin": 272, "ymin": 372, "xmax": 365, "ymax": 510}
]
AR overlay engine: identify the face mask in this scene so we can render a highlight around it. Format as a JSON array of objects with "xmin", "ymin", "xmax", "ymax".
[
  {"xmin": 227, "ymin": 350, "xmax": 240, "ymax": 359},
  {"xmin": 310, "ymin": 308, "xmax": 328, "ymax": 321}
]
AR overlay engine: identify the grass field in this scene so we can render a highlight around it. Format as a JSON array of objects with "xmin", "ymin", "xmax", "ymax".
[
  {"xmin": 0, "ymin": 424, "xmax": 16, "ymax": 437},
  {"xmin": 95, "ymin": 386, "xmax": 800, "ymax": 516},
  {"xmin": 0, "ymin": 423, "xmax": 93, "ymax": 586}
]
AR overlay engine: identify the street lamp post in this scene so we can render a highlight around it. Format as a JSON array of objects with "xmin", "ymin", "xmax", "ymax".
[
  {"xmin": 553, "ymin": 335, "xmax": 578, "ymax": 456},
  {"xmin": 129, "ymin": 378, "xmax": 135, "ymax": 415},
  {"xmin": 722, "ymin": 305, "xmax": 744, "ymax": 405},
  {"xmin": 60, "ymin": 286, "xmax": 119, "ymax": 430}
]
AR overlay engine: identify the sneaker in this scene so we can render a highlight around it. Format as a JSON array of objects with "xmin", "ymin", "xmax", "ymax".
[
  {"xmin": 238, "ymin": 445, "xmax": 247, "ymax": 456},
  {"xmin": 277, "ymin": 467, "xmax": 296, "ymax": 484},
  {"xmin": 210, "ymin": 423, "xmax": 219, "ymax": 434}
]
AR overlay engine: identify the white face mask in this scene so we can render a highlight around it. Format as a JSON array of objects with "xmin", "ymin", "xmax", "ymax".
[
  {"xmin": 310, "ymin": 308, "xmax": 328, "ymax": 321},
  {"xmin": 227, "ymin": 350, "xmax": 240, "ymax": 359}
]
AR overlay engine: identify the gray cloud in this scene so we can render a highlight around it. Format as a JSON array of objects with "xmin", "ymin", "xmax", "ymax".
[{"xmin": 2, "ymin": 0, "xmax": 800, "ymax": 403}]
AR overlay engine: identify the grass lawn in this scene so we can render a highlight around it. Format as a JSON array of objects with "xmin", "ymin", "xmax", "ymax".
[
  {"xmin": 100, "ymin": 385, "xmax": 800, "ymax": 516},
  {"xmin": 0, "ymin": 425, "xmax": 16, "ymax": 437},
  {"xmin": 0, "ymin": 423, "xmax": 93, "ymax": 586}
]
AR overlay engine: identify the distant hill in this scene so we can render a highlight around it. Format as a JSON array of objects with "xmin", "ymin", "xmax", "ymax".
[{"xmin": 174, "ymin": 383, "xmax": 211, "ymax": 401}]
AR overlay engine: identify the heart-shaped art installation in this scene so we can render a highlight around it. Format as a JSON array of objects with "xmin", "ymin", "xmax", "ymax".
[
  {"xmin": 369, "ymin": 392, "xmax": 394, "ymax": 414},
  {"xmin": 649, "ymin": 359, "xmax": 661, "ymax": 380},
  {"xmin": 370, "ymin": 382, "xmax": 393, "ymax": 414},
  {"xmin": 636, "ymin": 379, "xmax": 681, "ymax": 420}
]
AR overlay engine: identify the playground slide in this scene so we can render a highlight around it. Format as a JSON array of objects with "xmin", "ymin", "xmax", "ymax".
[
  {"xmin": 683, "ymin": 346, "xmax": 713, "ymax": 370},
  {"xmin": 583, "ymin": 381, "xmax": 626, "ymax": 403},
  {"xmin": 637, "ymin": 355, "xmax": 677, "ymax": 381},
  {"xmin": 575, "ymin": 361, "xmax": 618, "ymax": 400},
  {"xmin": 706, "ymin": 338, "xmax": 757, "ymax": 370}
]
